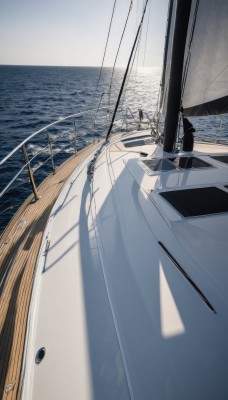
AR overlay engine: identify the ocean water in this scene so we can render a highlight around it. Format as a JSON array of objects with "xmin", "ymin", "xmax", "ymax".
[
  {"xmin": 0, "ymin": 65, "xmax": 160, "ymax": 152},
  {"xmin": 0, "ymin": 65, "xmax": 161, "ymax": 232},
  {"xmin": 0, "ymin": 65, "xmax": 227, "ymax": 233}
]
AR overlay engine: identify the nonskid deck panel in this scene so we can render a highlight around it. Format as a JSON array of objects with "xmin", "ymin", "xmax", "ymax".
[{"xmin": 0, "ymin": 143, "xmax": 99, "ymax": 400}]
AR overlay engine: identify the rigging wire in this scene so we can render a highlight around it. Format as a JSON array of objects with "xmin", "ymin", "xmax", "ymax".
[
  {"xmin": 116, "ymin": 15, "xmax": 143, "ymax": 123},
  {"xmin": 106, "ymin": 0, "xmax": 150, "ymax": 141},
  {"xmin": 132, "ymin": 28, "xmax": 142, "ymax": 103},
  {"xmin": 108, "ymin": 0, "xmax": 133, "ymax": 103},
  {"xmin": 121, "ymin": 0, "xmax": 144, "ymax": 111},
  {"xmin": 120, "ymin": 1, "xmax": 150, "ymax": 124},
  {"xmin": 143, "ymin": 0, "xmax": 151, "ymax": 67},
  {"xmin": 130, "ymin": 0, "xmax": 143, "ymax": 97},
  {"xmin": 96, "ymin": 0, "xmax": 117, "ymax": 90},
  {"xmin": 122, "ymin": 0, "xmax": 157, "ymax": 135},
  {"xmin": 121, "ymin": 29, "xmax": 142, "ymax": 111},
  {"xmin": 95, "ymin": 0, "xmax": 132, "ymax": 122},
  {"xmin": 130, "ymin": 0, "xmax": 148, "ymax": 108}
]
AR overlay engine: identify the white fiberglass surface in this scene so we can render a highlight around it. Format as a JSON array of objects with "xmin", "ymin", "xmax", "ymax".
[
  {"xmin": 23, "ymin": 135, "xmax": 228, "ymax": 399},
  {"xmin": 159, "ymin": 262, "xmax": 185, "ymax": 338},
  {"xmin": 22, "ymin": 152, "xmax": 131, "ymax": 400},
  {"xmin": 90, "ymin": 139, "xmax": 228, "ymax": 399}
]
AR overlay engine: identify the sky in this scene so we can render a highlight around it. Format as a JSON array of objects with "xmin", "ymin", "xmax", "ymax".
[{"xmin": 0, "ymin": 0, "xmax": 169, "ymax": 67}]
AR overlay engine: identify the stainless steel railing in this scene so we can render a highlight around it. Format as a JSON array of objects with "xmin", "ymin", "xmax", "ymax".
[
  {"xmin": 0, "ymin": 106, "xmax": 153, "ymax": 233},
  {"xmin": 0, "ymin": 111, "xmax": 89, "ymax": 201},
  {"xmin": 0, "ymin": 110, "xmax": 105, "ymax": 235}
]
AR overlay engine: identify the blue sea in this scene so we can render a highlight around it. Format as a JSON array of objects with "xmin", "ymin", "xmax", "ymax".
[
  {"xmin": 0, "ymin": 65, "xmax": 161, "ymax": 232},
  {"xmin": 0, "ymin": 65, "xmax": 227, "ymax": 233}
]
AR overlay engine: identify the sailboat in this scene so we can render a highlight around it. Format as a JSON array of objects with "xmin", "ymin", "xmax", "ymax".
[{"xmin": 1, "ymin": 0, "xmax": 228, "ymax": 399}]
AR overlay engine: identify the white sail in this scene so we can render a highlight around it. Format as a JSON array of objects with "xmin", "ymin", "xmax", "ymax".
[
  {"xmin": 161, "ymin": 0, "xmax": 228, "ymax": 118},
  {"xmin": 182, "ymin": 0, "xmax": 228, "ymax": 116}
]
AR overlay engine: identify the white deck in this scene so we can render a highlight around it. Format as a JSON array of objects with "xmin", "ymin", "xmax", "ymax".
[{"xmin": 22, "ymin": 133, "xmax": 228, "ymax": 399}]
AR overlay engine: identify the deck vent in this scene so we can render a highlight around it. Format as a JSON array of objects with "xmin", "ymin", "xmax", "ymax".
[
  {"xmin": 35, "ymin": 347, "xmax": 46, "ymax": 364},
  {"xmin": 141, "ymin": 159, "xmax": 176, "ymax": 173},
  {"xmin": 159, "ymin": 186, "xmax": 228, "ymax": 217},
  {"xmin": 168, "ymin": 156, "xmax": 213, "ymax": 169},
  {"xmin": 210, "ymin": 155, "xmax": 228, "ymax": 164}
]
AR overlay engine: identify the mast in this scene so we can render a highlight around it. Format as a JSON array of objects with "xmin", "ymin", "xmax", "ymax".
[{"xmin": 163, "ymin": 0, "xmax": 192, "ymax": 153}]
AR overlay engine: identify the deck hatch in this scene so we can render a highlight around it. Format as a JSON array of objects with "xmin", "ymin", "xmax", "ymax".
[
  {"xmin": 123, "ymin": 138, "xmax": 153, "ymax": 148},
  {"xmin": 159, "ymin": 186, "xmax": 228, "ymax": 217},
  {"xmin": 168, "ymin": 156, "xmax": 213, "ymax": 169},
  {"xmin": 210, "ymin": 155, "xmax": 228, "ymax": 164},
  {"xmin": 141, "ymin": 158, "xmax": 176, "ymax": 172}
]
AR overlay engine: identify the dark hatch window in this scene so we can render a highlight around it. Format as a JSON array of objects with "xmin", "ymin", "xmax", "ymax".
[
  {"xmin": 124, "ymin": 139, "xmax": 146, "ymax": 147},
  {"xmin": 210, "ymin": 155, "xmax": 228, "ymax": 164},
  {"xmin": 123, "ymin": 138, "xmax": 153, "ymax": 148},
  {"xmin": 168, "ymin": 157, "xmax": 213, "ymax": 169},
  {"xmin": 142, "ymin": 159, "xmax": 176, "ymax": 172},
  {"xmin": 159, "ymin": 186, "xmax": 228, "ymax": 217}
]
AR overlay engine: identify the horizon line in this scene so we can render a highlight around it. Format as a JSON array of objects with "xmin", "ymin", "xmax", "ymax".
[{"xmin": 0, "ymin": 63, "xmax": 162, "ymax": 69}]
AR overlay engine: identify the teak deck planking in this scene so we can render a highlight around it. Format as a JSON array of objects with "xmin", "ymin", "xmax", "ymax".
[{"xmin": 0, "ymin": 143, "xmax": 99, "ymax": 400}]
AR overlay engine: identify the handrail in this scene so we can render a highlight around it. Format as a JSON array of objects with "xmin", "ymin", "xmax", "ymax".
[
  {"xmin": 0, "ymin": 110, "xmax": 96, "ymax": 166},
  {"xmin": 0, "ymin": 164, "xmax": 27, "ymax": 198},
  {"xmin": 0, "ymin": 109, "xmax": 102, "ymax": 205},
  {"xmin": 0, "ymin": 104, "xmax": 161, "ymax": 235},
  {"xmin": 1, "ymin": 103, "xmax": 128, "ymax": 168},
  {"xmin": 0, "ymin": 106, "xmax": 153, "ymax": 205}
]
